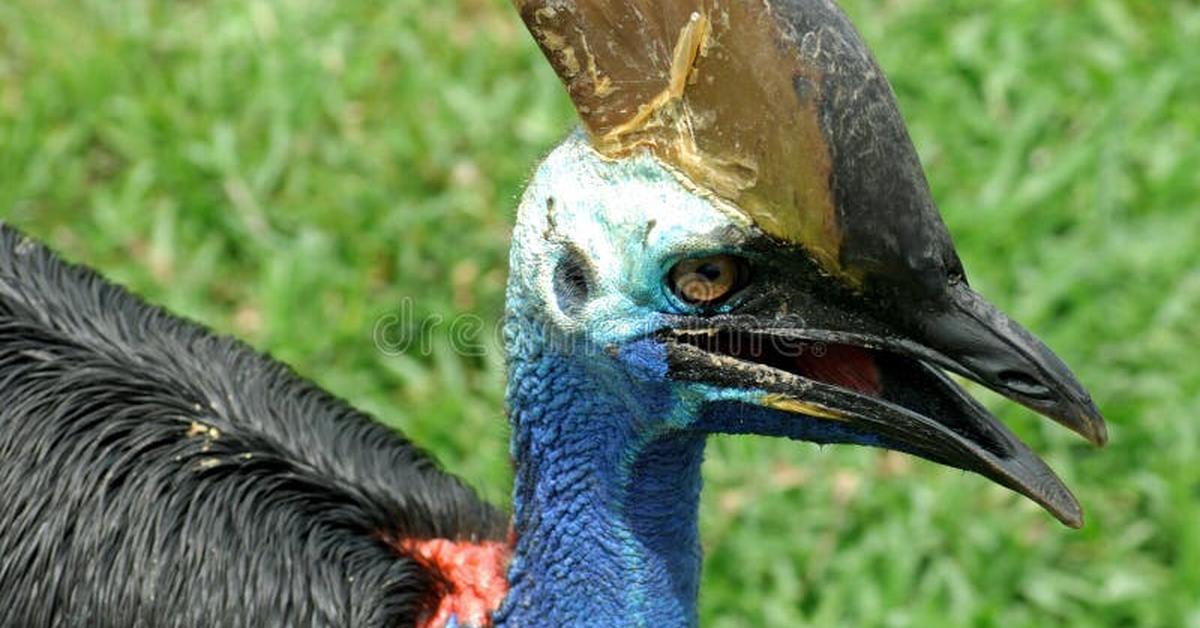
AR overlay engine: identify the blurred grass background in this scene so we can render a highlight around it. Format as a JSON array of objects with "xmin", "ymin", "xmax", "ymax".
[{"xmin": 1, "ymin": 0, "xmax": 1197, "ymax": 625}]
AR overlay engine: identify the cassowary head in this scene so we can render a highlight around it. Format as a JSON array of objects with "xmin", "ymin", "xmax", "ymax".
[{"xmin": 505, "ymin": 0, "xmax": 1105, "ymax": 527}]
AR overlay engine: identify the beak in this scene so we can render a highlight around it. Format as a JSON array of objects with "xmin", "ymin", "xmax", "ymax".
[
  {"xmin": 659, "ymin": 266, "xmax": 1106, "ymax": 528},
  {"xmin": 915, "ymin": 282, "xmax": 1107, "ymax": 446},
  {"xmin": 512, "ymin": 0, "xmax": 1107, "ymax": 526}
]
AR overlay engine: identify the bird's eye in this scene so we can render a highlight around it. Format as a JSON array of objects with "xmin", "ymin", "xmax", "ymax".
[{"xmin": 668, "ymin": 254, "xmax": 750, "ymax": 306}]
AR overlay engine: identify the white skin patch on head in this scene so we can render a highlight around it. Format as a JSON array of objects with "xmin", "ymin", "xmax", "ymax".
[{"xmin": 509, "ymin": 132, "xmax": 758, "ymax": 346}]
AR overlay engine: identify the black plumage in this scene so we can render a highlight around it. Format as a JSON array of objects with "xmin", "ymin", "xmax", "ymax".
[{"xmin": 0, "ymin": 223, "xmax": 507, "ymax": 627}]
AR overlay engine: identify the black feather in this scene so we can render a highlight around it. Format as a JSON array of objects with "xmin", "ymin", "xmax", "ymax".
[{"xmin": 0, "ymin": 223, "xmax": 508, "ymax": 627}]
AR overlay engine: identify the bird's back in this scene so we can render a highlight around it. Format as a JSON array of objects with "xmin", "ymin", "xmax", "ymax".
[{"xmin": 0, "ymin": 223, "xmax": 508, "ymax": 627}]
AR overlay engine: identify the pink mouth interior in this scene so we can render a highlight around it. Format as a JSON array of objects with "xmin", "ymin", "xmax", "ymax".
[
  {"xmin": 676, "ymin": 330, "xmax": 884, "ymax": 397},
  {"xmin": 792, "ymin": 344, "xmax": 882, "ymax": 397}
]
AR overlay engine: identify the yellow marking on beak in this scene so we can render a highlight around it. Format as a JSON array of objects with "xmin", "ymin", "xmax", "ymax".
[{"xmin": 762, "ymin": 395, "xmax": 849, "ymax": 422}]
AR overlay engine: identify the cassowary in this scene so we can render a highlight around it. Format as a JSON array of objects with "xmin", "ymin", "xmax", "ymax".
[{"xmin": 0, "ymin": 1, "xmax": 1106, "ymax": 626}]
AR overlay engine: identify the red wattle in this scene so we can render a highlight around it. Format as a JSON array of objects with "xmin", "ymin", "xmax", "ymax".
[{"xmin": 391, "ymin": 537, "xmax": 512, "ymax": 628}]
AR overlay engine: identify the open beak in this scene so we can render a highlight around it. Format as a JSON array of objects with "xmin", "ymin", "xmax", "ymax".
[
  {"xmin": 660, "ymin": 279, "xmax": 1106, "ymax": 528},
  {"xmin": 512, "ymin": 0, "xmax": 1107, "ymax": 527}
]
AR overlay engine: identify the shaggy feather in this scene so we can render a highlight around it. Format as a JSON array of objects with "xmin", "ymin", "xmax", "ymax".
[{"xmin": 0, "ymin": 223, "xmax": 507, "ymax": 627}]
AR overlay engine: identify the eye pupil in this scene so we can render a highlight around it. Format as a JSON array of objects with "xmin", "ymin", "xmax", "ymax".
[
  {"xmin": 697, "ymin": 263, "xmax": 723, "ymax": 281},
  {"xmin": 669, "ymin": 254, "xmax": 749, "ymax": 306}
]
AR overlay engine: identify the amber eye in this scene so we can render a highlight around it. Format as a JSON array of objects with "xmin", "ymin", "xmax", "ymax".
[{"xmin": 668, "ymin": 255, "xmax": 750, "ymax": 306}]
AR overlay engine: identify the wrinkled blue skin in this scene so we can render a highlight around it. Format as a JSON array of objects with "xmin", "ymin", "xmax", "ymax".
[{"xmin": 485, "ymin": 133, "xmax": 884, "ymax": 627}]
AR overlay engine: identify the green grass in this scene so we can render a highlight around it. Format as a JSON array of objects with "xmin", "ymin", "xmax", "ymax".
[{"xmin": 1, "ymin": 0, "xmax": 1197, "ymax": 625}]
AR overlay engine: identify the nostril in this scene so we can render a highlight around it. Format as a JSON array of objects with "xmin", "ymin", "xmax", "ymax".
[{"xmin": 997, "ymin": 370, "xmax": 1052, "ymax": 399}]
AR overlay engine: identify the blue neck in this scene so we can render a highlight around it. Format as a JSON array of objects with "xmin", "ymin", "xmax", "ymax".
[{"xmin": 496, "ymin": 342, "xmax": 705, "ymax": 627}]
